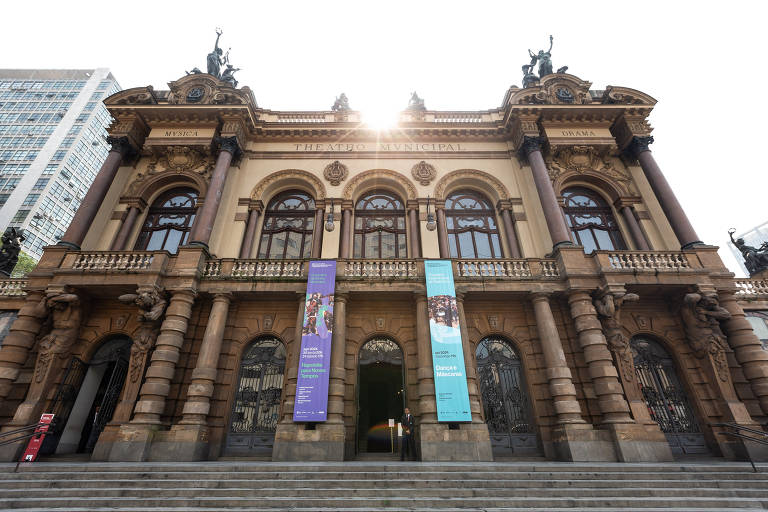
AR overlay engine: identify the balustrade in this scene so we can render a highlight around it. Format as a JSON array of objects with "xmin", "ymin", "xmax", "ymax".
[
  {"xmin": 0, "ymin": 279, "xmax": 26, "ymax": 296},
  {"xmin": 456, "ymin": 259, "xmax": 531, "ymax": 278},
  {"xmin": 203, "ymin": 259, "xmax": 304, "ymax": 279},
  {"xmin": 735, "ymin": 278, "xmax": 768, "ymax": 298},
  {"xmin": 72, "ymin": 252, "xmax": 154, "ymax": 271},
  {"xmin": 433, "ymin": 112, "xmax": 484, "ymax": 123},
  {"xmin": 606, "ymin": 251, "xmax": 690, "ymax": 271},
  {"xmin": 343, "ymin": 259, "xmax": 419, "ymax": 279}
]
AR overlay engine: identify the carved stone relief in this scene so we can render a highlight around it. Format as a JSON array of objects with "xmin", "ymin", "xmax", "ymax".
[
  {"xmin": 410, "ymin": 161, "xmax": 437, "ymax": 186},
  {"xmin": 323, "ymin": 161, "xmax": 349, "ymax": 186}
]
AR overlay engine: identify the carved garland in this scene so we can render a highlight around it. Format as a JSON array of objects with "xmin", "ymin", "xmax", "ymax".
[
  {"xmin": 546, "ymin": 146, "xmax": 633, "ymax": 196},
  {"xmin": 433, "ymin": 169, "xmax": 510, "ymax": 201},
  {"xmin": 252, "ymin": 169, "xmax": 327, "ymax": 200},
  {"xmin": 342, "ymin": 169, "xmax": 417, "ymax": 200}
]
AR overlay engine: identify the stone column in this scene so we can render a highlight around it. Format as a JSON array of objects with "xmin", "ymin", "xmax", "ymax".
[
  {"xmin": 327, "ymin": 293, "xmax": 347, "ymax": 425},
  {"xmin": 339, "ymin": 203, "xmax": 353, "ymax": 258},
  {"xmin": 110, "ymin": 289, "xmax": 195, "ymax": 462},
  {"xmin": 455, "ymin": 292, "xmax": 483, "ymax": 423},
  {"xmin": 59, "ymin": 136, "xmax": 134, "ymax": 250},
  {"xmin": 154, "ymin": 293, "xmax": 230, "ymax": 461},
  {"xmin": 189, "ymin": 137, "xmax": 240, "ymax": 248},
  {"xmin": 719, "ymin": 292, "xmax": 768, "ymax": 417},
  {"xmin": 627, "ymin": 136, "xmax": 702, "ymax": 249},
  {"xmin": 569, "ymin": 291, "xmax": 671, "ymax": 461},
  {"xmin": 238, "ymin": 203, "xmax": 261, "ymax": 259},
  {"xmin": 521, "ymin": 137, "xmax": 572, "ymax": 249},
  {"xmin": 531, "ymin": 293, "xmax": 615, "ymax": 461},
  {"xmin": 110, "ymin": 203, "xmax": 143, "ymax": 251},
  {"xmin": 618, "ymin": 203, "xmax": 650, "ymax": 251},
  {"xmin": 0, "ymin": 291, "xmax": 46, "ymax": 402},
  {"xmin": 435, "ymin": 202, "xmax": 450, "ymax": 258},
  {"xmin": 498, "ymin": 202, "xmax": 522, "ymax": 258},
  {"xmin": 311, "ymin": 205, "xmax": 325, "ymax": 259},
  {"xmin": 408, "ymin": 202, "xmax": 421, "ymax": 258},
  {"xmin": 414, "ymin": 293, "xmax": 437, "ymax": 426}
]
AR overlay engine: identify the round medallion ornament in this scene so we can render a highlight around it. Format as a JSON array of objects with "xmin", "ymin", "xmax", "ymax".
[
  {"xmin": 411, "ymin": 161, "xmax": 436, "ymax": 186},
  {"xmin": 323, "ymin": 160, "xmax": 349, "ymax": 186},
  {"xmin": 187, "ymin": 87, "xmax": 204, "ymax": 103}
]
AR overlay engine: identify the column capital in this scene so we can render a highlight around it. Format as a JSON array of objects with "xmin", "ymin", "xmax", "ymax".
[
  {"xmin": 334, "ymin": 291, "xmax": 349, "ymax": 303},
  {"xmin": 412, "ymin": 290, "xmax": 427, "ymax": 304},
  {"xmin": 106, "ymin": 135, "xmax": 137, "ymax": 159},
  {"xmin": 625, "ymin": 135, "xmax": 654, "ymax": 159},
  {"xmin": 216, "ymin": 135, "xmax": 242, "ymax": 159},
  {"xmin": 211, "ymin": 292, "xmax": 232, "ymax": 304},
  {"xmin": 530, "ymin": 292, "xmax": 550, "ymax": 303},
  {"xmin": 496, "ymin": 199, "xmax": 513, "ymax": 211},
  {"xmin": 406, "ymin": 199, "xmax": 420, "ymax": 211},
  {"xmin": 169, "ymin": 288, "xmax": 198, "ymax": 303},
  {"xmin": 520, "ymin": 135, "xmax": 546, "ymax": 158},
  {"xmin": 341, "ymin": 199, "xmax": 354, "ymax": 210}
]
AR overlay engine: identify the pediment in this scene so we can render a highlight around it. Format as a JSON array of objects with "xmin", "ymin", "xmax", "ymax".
[
  {"xmin": 599, "ymin": 86, "xmax": 657, "ymax": 106},
  {"xmin": 508, "ymin": 73, "xmax": 593, "ymax": 105},
  {"xmin": 106, "ymin": 86, "xmax": 157, "ymax": 105},
  {"xmin": 166, "ymin": 73, "xmax": 257, "ymax": 107}
]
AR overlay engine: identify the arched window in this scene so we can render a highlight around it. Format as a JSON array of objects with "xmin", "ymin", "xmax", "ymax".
[
  {"xmin": 134, "ymin": 187, "xmax": 198, "ymax": 253},
  {"xmin": 445, "ymin": 190, "xmax": 502, "ymax": 258},
  {"xmin": 353, "ymin": 191, "xmax": 407, "ymax": 259},
  {"xmin": 256, "ymin": 190, "xmax": 315, "ymax": 259},
  {"xmin": 562, "ymin": 187, "xmax": 626, "ymax": 252}
]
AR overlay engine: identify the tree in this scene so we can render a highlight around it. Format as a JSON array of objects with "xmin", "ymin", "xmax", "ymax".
[{"xmin": 11, "ymin": 251, "xmax": 37, "ymax": 278}]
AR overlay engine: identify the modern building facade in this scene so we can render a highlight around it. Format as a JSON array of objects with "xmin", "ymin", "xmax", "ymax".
[
  {"xmin": 0, "ymin": 69, "xmax": 121, "ymax": 258},
  {"xmin": 0, "ymin": 70, "xmax": 767, "ymax": 465}
]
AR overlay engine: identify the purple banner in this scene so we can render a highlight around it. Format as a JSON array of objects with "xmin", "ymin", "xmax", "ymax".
[{"xmin": 293, "ymin": 260, "xmax": 337, "ymax": 422}]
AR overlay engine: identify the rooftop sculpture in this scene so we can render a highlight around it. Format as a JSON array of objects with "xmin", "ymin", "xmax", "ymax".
[
  {"xmin": 406, "ymin": 91, "xmax": 426, "ymax": 111},
  {"xmin": 0, "ymin": 227, "xmax": 24, "ymax": 277},
  {"xmin": 185, "ymin": 28, "xmax": 241, "ymax": 87},
  {"xmin": 729, "ymin": 228, "xmax": 768, "ymax": 276},
  {"xmin": 332, "ymin": 93, "xmax": 350, "ymax": 111},
  {"xmin": 522, "ymin": 35, "xmax": 568, "ymax": 88}
]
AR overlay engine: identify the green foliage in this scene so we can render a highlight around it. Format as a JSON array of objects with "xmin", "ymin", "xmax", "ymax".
[{"xmin": 11, "ymin": 251, "xmax": 37, "ymax": 278}]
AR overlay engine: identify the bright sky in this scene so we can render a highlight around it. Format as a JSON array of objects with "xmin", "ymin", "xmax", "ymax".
[{"xmin": 4, "ymin": 0, "xmax": 764, "ymax": 275}]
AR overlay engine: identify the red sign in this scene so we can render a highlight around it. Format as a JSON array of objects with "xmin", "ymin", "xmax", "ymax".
[{"xmin": 20, "ymin": 413, "xmax": 54, "ymax": 462}]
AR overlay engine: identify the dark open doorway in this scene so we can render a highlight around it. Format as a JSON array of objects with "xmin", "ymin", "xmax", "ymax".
[{"xmin": 356, "ymin": 338, "xmax": 404, "ymax": 454}]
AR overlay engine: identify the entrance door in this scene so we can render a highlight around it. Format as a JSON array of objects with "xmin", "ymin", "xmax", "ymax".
[
  {"xmin": 630, "ymin": 336, "xmax": 709, "ymax": 455},
  {"xmin": 225, "ymin": 337, "xmax": 286, "ymax": 456},
  {"xmin": 45, "ymin": 337, "xmax": 131, "ymax": 455},
  {"xmin": 476, "ymin": 336, "xmax": 539, "ymax": 456},
  {"xmin": 357, "ymin": 337, "xmax": 404, "ymax": 453}
]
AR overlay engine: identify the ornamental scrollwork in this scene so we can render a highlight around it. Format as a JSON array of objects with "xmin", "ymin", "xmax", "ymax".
[{"xmin": 547, "ymin": 146, "xmax": 633, "ymax": 195}]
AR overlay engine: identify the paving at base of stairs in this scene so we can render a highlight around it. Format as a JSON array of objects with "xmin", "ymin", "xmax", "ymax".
[{"xmin": 0, "ymin": 460, "xmax": 767, "ymax": 511}]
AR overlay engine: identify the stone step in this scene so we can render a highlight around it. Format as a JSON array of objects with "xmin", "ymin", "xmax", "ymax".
[
  {"xmin": 9, "ymin": 509, "xmax": 768, "ymax": 512},
  {"xmin": 1, "ymin": 486, "xmax": 767, "ymax": 499},
  {"xmin": 1, "ymin": 478, "xmax": 767, "ymax": 489},
  {"xmin": 1, "ymin": 496, "xmax": 766, "ymax": 509}
]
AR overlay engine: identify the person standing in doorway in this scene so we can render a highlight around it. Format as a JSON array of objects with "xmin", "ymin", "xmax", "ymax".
[{"xmin": 400, "ymin": 407, "xmax": 416, "ymax": 461}]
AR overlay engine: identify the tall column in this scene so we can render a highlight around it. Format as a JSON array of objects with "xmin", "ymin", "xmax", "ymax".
[
  {"xmin": 179, "ymin": 293, "xmax": 231, "ymax": 426},
  {"xmin": 498, "ymin": 204, "xmax": 522, "ymax": 258},
  {"xmin": 617, "ymin": 203, "xmax": 650, "ymax": 251},
  {"xmin": 311, "ymin": 205, "xmax": 325, "ymax": 259},
  {"xmin": 455, "ymin": 292, "xmax": 483, "ymax": 423},
  {"xmin": 238, "ymin": 204, "xmax": 261, "ymax": 259},
  {"xmin": 435, "ymin": 203, "xmax": 449, "ymax": 258},
  {"xmin": 521, "ymin": 137, "xmax": 572, "ymax": 249},
  {"xmin": 719, "ymin": 292, "xmax": 768, "ymax": 417},
  {"xmin": 627, "ymin": 136, "xmax": 702, "ymax": 249},
  {"xmin": 568, "ymin": 291, "xmax": 633, "ymax": 425},
  {"xmin": 0, "ymin": 291, "xmax": 46, "ymax": 402},
  {"xmin": 531, "ymin": 293, "xmax": 584, "ymax": 425},
  {"xmin": 110, "ymin": 202, "xmax": 144, "ymax": 251},
  {"xmin": 414, "ymin": 293, "xmax": 437, "ymax": 425},
  {"xmin": 408, "ymin": 203, "xmax": 421, "ymax": 258},
  {"xmin": 339, "ymin": 203, "xmax": 353, "ymax": 258},
  {"xmin": 59, "ymin": 136, "xmax": 134, "ymax": 250},
  {"xmin": 189, "ymin": 137, "xmax": 240, "ymax": 248},
  {"xmin": 327, "ymin": 293, "xmax": 347, "ymax": 425}
]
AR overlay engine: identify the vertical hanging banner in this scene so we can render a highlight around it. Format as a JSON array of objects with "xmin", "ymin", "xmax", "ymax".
[
  {"xmin": 293, "ymin": 260, "xmax": 337, "ymax": 421},
  {"xmin": 424, "ymin": 260, "xmax": 472, "ymax": 422}
]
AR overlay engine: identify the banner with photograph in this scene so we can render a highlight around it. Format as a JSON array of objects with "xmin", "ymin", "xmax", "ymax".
[
  {"xmin": 424, "ymin": 260, "xmax": 472, "ymax": 422},
  {"xmin": 293, "ymin": 260, "xmax": 337, "ymax": 422}
]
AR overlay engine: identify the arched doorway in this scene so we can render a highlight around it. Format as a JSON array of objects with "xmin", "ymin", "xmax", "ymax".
[
  {"xmin": 475, "ymin": 336, "xmax": 539, "ymax": 456},
  {"xmin": 225, "ymin": 336, "xmax": 286, "ymax": 456},
  {"xmin": 44, "ymin": 336, "xmax": 131, "ymax": 455},
  {"xmin": 630, "ymin": 335, "xmax": 709, "ymax": 455},
  {"xmin": 357, "ymin": 337, "xmax": 405, "ymax": 453}
]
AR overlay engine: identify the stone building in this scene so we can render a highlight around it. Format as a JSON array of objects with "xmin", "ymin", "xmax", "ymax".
[{"xmin": 0, "ymin": 70, "xmax": 767, "ymax": 464}]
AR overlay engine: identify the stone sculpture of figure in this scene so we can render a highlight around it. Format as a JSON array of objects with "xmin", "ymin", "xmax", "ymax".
[
  {"xmin": 34, "ymin": 292, "xmax": 82, "ymax": 382},
  {"xmin": 207, "ymin": 28, "xmax": 225, "ymax": 78},
  {"xmin": 521, "ymin": 64, "xmax": 538, "ymax": 89},
  {"xmin": 186, "ymin": 67, "xmax": 203, "ymax": 75},
  {"xmin": 681, "ymin": 293, "xmax": 731, "ymax": 358},
  {"xmin": 119, "ymin": 288, "xmax": 168, "ymax": 382},
  {"xmin": 0, "ymin": 227, "xmax": 24, "ymax": 277},
  {"xmin": 118, "ymin": 289, "xmax": 167, "ymax": 323},
  {"xmin": 332, "ymin": 93, "xmax": 350, "ymax": 111},
  {"xmin": 729, "ymin": 228, "xmax": 768, "ymax": 276},
  {"xmin": 407, "ymin": 91, "xmax": 426, "ymax": 111},
  {"xmin": 594, "ymin": 292, "xmax": 640, "ymax": 351},
  {"xmin": 221, "ymin": 65, "xmax": 241, "ymax": 88},
  {"xmin": 528, "ymin": 35, "xmax": 554, "ymax": 78}
]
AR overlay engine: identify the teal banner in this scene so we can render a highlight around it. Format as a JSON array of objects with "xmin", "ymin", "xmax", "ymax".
[{"xmin": 424, "ymin": 260, "xmax": 472, "ymax": 422}]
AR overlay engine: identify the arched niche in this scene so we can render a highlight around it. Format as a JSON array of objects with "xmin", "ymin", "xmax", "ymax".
[
  {"xmin": 343, "ymin": 169, "xmax": 417, "ymax": 202},
  {"xmin": 251, "ymin": 169, "xmax": 326, "ymax": 203},
  {"xmin": 434, "ymin": 169, "xmax": 510, "ymax": 205}
]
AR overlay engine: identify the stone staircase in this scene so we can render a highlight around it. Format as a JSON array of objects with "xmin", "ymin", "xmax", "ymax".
[{"xmin": 0, "ymin": 460, "xmax": 767, "ymax": 511}]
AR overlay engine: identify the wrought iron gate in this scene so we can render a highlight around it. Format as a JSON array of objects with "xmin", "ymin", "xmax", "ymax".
[
  {"xmin": 225, "ymin": 337, "xmax": 286, "ymax": 456},
  {"xmin": 39, "ymin": 357, "xmax": 88, "ymax": 455},
  {"xmin": 630, "ymin": 336, "xmax": 709, "ymax": 455},
  {"xmin": 83, "ymin": 355, "xmax": 129, "ymax": 453},
  {"xmin": 475, "ymin": 336, "xmax": 538, "ymax": 456}
]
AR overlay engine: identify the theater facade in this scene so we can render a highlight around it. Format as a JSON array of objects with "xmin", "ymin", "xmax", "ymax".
[{"xmin": 0, "ymin": 69, "xmax": 767, "ymax": 463}]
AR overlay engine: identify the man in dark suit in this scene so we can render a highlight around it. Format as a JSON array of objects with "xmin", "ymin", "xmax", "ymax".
[{"xmin": 400, "ymin": 407, "xmax": 416, "ymax": 461}]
